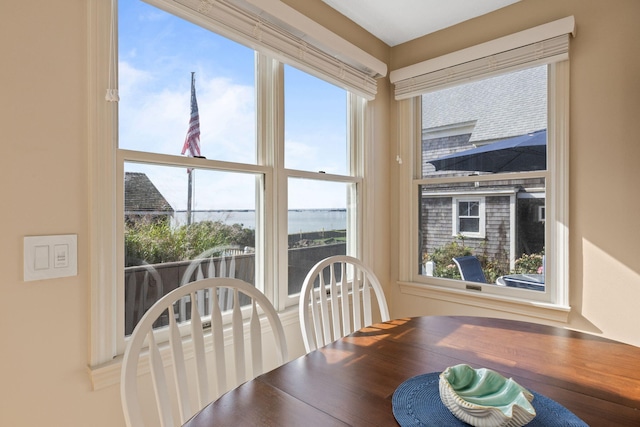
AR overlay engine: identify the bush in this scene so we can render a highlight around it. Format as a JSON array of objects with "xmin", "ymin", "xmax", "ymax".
[
  {"xmin": 425, "ymin": 237, "xmax": 509, "ymax": 282},
  {"xmin": 514, "ymin": 252, "xmax": 544, "ymax": 274},
  {"xmin": 428, "ymin": 240, "xmax": 473, "ymax": 279},
  {"xmin": 125, "ymin": 219, "xmax": 255, "ymax": 267}
]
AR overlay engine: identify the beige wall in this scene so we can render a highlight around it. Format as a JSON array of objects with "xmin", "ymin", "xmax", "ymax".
[
  {"xmin": 0, "ymin": 1, "xmax": 388, "ymax": 426},
  {"xmin": 1, "ymin": 0, "xmax": 638, "ymax": 425},
  {"xmin": 389, "ymin": 0, "xmax": 640, "ymax": 347}
]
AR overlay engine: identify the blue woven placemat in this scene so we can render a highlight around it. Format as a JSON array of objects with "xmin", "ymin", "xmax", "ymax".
[{"xmin": 392, "ymin": 372, "xmax": 589, "ymax": 427}]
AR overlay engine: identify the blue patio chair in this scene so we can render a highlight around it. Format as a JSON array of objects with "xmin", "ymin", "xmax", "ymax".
[{"xmin": 452, "ymin": 256, "xmax": 487, "ymax": 283}]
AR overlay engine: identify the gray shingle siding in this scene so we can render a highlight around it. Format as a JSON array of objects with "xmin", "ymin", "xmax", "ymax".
[{"xmin": 419, "ymin": 65, "xmax": 547, "ymax": 273}]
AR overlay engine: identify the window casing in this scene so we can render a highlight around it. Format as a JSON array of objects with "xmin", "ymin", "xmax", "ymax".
[
  {"xmin": 453, "ymin": 197, "xmax": 485, "ymax": 238},
  {"xmin": 88, "ymin": 0, "xmax": 378, "ymax": 385},
  {"xmin": 393, "ymin": 18, "xmax": 572, "ymax": 317}
]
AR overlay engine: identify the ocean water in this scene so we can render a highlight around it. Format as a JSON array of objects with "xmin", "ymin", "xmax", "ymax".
[{"xmin": 172, "ymin": 209, "xmax": 347, "ymax": 234}]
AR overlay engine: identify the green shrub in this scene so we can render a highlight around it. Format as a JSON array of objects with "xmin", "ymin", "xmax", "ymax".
[
  {"xmin": 425, "ymin": 237, "xmax": 509, "ymax": 282},
  {"xmin": 125, "ymin": 220, "xmax": 255, "ymax": 267},
  {"xmin": 514, "ymin": 252, "xmax": 544, "ymax": 274},
  {"xmin": 428, "ymin": 239, "xmax": 473, "ymax": 279}
]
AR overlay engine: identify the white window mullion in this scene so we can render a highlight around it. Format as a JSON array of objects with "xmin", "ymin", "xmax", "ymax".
[
  {"xmin": 348, "ymin": 93, "xmax": 365, "ymax": 262},
  {"xmin": 256, "ymin": 53, "xmax": 284, "ymax": 309}
]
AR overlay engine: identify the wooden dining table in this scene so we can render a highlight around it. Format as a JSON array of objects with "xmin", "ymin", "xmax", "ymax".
[{"xmin": 183, "ymin": 316, "xmax": 640, "ymax": 426}]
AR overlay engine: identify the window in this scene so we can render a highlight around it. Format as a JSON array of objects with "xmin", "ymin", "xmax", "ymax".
[
  {"xmin": 88, "ymin": 0, "xmax": 381, "ymax": 383},
  {"xmin": 118, "ymin": 3, "xmax": 362, "ymax": 328},
  {"xmin": 419, "ymin": 66, "xmax": 547, "ymax": 287},
  {"xmin": 392, "ymin": 17, "xmax": 573, "ymax": 313},
  {"xmin": 283, "ymin": 65, "xmax": 359, "ymax": 302},
  {"xmin": 453, "ymin": 198, "xmax": 485, "ymax": 237}
]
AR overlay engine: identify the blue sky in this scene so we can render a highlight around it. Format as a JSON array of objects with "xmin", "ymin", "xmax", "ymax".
[{"xmin": 119, "ymin": 0, "xmax": 347, "ymax": 211}]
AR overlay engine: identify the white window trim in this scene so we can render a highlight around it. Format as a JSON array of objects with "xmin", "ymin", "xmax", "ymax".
[
  {"xmin": 89, "ymin": 0, "xmax": 119, "ymax": 371},
  {"xmin": 395, "ymin": 30, "xmax": 571, "ymax": 321},
  {"xmin": 88, "ymin": 0, "xmax": 374, "ymax": 389},
  {"xmin": 452, "ymin": 196, "xmax": 486, "ymax": 238}
]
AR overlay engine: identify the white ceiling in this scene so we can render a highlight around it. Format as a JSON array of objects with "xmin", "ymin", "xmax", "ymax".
[{"xmin": 321, "ymin": 0, "xmax": 521, "ymax": 46}]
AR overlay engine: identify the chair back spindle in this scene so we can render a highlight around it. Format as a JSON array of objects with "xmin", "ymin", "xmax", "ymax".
[
  {"xmin": 121, "ymin": 277, "xmax": 288, "ymax": 427},
  {"xmin": 299, "ymin": 256, "xmax": 389, "ymax": 353}
]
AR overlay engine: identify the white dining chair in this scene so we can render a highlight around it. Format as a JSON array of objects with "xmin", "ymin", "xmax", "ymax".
[
  {"xmin": 178, "ymin": 245, "xmax": 254, "ymax": 321},
  {"xmin": 121, "ymin": 277, "xmax": 288, "ymax": 427},
  {"xmin": 299, "ymin": 255, "xmax": 390, "ymax": 353}
]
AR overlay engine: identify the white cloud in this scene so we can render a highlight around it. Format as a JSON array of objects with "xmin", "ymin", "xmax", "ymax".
[{"xmin": 120, "ymin": 61, "xmax": 347, "ymax": 211}]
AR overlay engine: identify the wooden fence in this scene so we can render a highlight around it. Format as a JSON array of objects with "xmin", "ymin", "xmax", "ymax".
[{"xmin": 124, "ymin": 244, "xmax": 345, "ymax": 335}]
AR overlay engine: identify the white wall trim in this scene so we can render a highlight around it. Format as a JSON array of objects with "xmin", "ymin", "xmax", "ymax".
[
  {"xmin": 88, "ymin": 0, "xmax": 119, "ymax": 367},
  {"xmin": 398, "ymin": 281, "xmax": 570, "ymax": 323}
]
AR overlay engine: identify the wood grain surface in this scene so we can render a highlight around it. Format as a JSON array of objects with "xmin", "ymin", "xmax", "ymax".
[{"xmin": 184, "ymin": 316, "xmax": 640, "ymax": 426}]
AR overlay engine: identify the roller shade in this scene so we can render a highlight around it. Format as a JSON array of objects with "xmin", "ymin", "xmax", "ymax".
[
  {"xmin": 391, "ymin": 16, "xmax": 575, "ymax": 100},
  {"xmin": 144, "ymin": 0, "xmax": 386, "ymax": 100}
]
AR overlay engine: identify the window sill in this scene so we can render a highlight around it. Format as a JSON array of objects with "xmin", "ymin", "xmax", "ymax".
[
  {"xmin": 88, "ymin": 307, "xmax": 301, "ymax": 391},
  {"xmin": 398, "ymin": 281, "xmax": 570, "ymax": 323}
]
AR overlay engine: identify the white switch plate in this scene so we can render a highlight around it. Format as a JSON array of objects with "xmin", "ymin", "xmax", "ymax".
[{"xmin": 24, "ymin": 235, "xmax": 77, "ymax": 281}]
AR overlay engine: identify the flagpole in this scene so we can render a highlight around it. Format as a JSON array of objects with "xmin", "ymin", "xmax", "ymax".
[
  {"xmin": 182, "ymin": 71, "xmax": 200, "ymax": 226},
  {"xmin": 187, "ymin": 169, "xmax": 193, "ymax": 226},
  {"xmin": 186, "ymin": 72, "xmax": 194, "ymax": 226}
]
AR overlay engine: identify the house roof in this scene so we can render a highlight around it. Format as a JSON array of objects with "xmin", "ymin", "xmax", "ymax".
[
  {"xmin": 124, "ymin": 172, "xmax": 174, "ymax": 214},
  {"xmin": 422, "ymin": 65, "xmax": 547, "ymax": 143}
]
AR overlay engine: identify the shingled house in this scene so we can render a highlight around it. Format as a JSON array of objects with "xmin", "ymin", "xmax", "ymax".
[
  {"xmin": 124, "ymin": 172, "xmax": 174, "ymax": 225},
  {"xmin": 420, "ymin": 66, "xmax": 547, "ymax": 272}
]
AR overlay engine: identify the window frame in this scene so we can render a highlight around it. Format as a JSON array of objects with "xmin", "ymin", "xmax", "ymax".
[
  {"xmin": 396, "ymin": 60, "xmax": 570, "ymax": 320},
  {"xmin": 88, "ymin": 0, "xmax": 374, "ymax": 388},
  {"xmin": 452, "ymin": 197, "xmax": 485, "ymax": 238}
]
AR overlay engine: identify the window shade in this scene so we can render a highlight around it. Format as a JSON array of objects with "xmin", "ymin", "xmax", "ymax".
[
  {"xmin": 390, "ymin": 16, "xmax": 575, "ymax": 100},
  {"xmin": 144, "ymin": 0, "xmax": 386, "ymax": 100}
]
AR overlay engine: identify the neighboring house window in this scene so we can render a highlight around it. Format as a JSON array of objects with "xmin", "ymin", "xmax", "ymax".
[
  {"xmin": 392, "ymin": 18, "xmax": 573, "ymax": 316},
  {"xmin": 88, "ymin": 0, "xmax": 379, "ymax": 385},
  {"xmin": 453, "ymin": 197, "xmax": 485, "ymax": 238}
]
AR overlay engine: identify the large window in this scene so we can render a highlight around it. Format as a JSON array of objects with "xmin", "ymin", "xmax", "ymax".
[
  {"xmin": 118, "ymin": 2, "xmax": 362, "ymax": 332},
  {"xmin": 393, "ymin": 18, "xmax": 573, "ymax": 312},
  {"xmin": 283, "ymin": 65, "xmax": 357, "ymax": 301},
  {"xmin": 88, "ymin": 0, "xmax": 380, "ymax": 381},
  {"xmin": 419, "ymin": 66, "xmax": 547, "ymax": 288}
]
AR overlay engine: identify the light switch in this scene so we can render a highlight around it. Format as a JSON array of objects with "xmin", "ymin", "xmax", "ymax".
[
  {"xmin": 34, "ymin": 245, "xmax": 50, "ymax": 270},
  {"xmin": 24, "ymin": 235, "xmax": 77, "ymax": 281}
]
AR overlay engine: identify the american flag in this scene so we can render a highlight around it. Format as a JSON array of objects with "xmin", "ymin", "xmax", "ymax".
[{"xmin": 181, "ymin": 72, "xmax": 201, "ymax": 163}]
